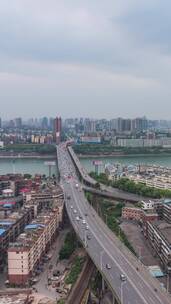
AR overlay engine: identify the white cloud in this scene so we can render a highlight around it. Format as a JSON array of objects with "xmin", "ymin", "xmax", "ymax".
[{"xmin": 0, "ymin": 0, "xmax": 170, "ymax": 118}]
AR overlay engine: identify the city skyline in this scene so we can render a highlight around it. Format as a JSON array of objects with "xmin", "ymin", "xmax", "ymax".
[{"xmin": 0, "ymin": 1, "xmax": 171, "ymax": 118}]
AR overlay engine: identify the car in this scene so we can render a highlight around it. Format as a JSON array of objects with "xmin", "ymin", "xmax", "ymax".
[
  {"xmin": 76, "ymin": 216, "xmax": 80, "ymax": 221},
  {"xmin": 120, "ymin": 274, "xmax": 127, "ymax": 281},
  {"xmin": 87, "ymin": 235, "xmax": 91, "ymax": 240},
  {"xmin": 84, "ymin": 213, "xmax": 88, "ymax": 216},
  {"xmin": 106, "ymin": 264, "xmax": 111, "ymax": 270},
  {"xmin": 86, "ymin": 225, "xmax": 89, "ymax": 230},
  {"xmin": 53, "ymin": 270, "xmax": 60, "ymax": 276},
  {"xmin": 70, "ymin": 205, "xmax": 73, "ymax": 209},
  {"xmin": 82, "ymin": 219, "xmax": 86, "ymax": 225},
  {"xmin": 74, "ymin": 209, "xmax": 77, "ymax": 214},
  {"xmin": 67, "ymin": 195, "xmax": 71, "ymax": 200}
]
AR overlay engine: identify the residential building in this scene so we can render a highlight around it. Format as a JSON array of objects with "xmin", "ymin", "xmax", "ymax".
[
  {"xmin": 141, "ymin": 200, "xmax": 155, "ymax": 210},
  {"xmin": 8, "ymin": 206, "xmax": 62, "ymax": 285},
  {"xmin": 146, "ymin": 221, "xmax": 171, "ymax": 271},
  {"xmin": 122, "ymin": 206, "xmax": 158, "ymax": 224}
]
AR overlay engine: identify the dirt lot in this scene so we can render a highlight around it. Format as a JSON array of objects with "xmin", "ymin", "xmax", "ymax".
[
  {"xmin": 121, "ymin": 221, "xmax": 161, "ymax": 266},
  {"xmin": 31, "ymin": 294, "xmax": 56, "ymax": 304},
  {"xmin": 120, "ymin": 221, "xmax": 171, "ymax": 291}
]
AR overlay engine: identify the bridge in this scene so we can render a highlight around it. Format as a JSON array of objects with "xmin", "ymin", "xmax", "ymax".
[
  {"xmin": 67, "ymin": 146, "xmax": 148, "ymax": 203},
  {"xmin": 57, "ymin": 143, "xmax": 171, "ymax": 304}
]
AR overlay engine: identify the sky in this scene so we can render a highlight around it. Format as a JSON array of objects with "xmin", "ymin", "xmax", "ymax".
[{"xmin": 0, "ymin": 0, "xmax": 171, "ymax": 119}]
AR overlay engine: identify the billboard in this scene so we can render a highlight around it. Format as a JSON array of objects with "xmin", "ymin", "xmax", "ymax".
[
  {"xmin": 92, "ymin": 160, "xmax": 103, "ymax": 166},
  {"xmin": 44, "ymin": 161, "xmax": 56, "ymax": 166}
]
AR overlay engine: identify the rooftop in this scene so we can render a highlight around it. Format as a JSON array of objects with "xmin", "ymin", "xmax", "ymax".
[
  {"xmin": 9, "ymin": 208, "xmax": 59, "ymax": 250},
  {"xmin": 0, "ymin": 228, "xmax": 6, "ymax": 236},
  {"xmin": 0, "ymin": 294, "xmax": 29, "ymax": 304},
  {"xmin": 153, "ymin": 221, "xmax": 171, "ymax": 244}
]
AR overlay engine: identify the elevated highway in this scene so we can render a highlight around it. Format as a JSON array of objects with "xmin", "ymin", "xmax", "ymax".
[
  {"xmin": 68, "ymin": 146, "xmax": 147, "ymax": 203},
  {"xmin": 57, "ymin": 144, "xmax": 171, "ymax": 304}
]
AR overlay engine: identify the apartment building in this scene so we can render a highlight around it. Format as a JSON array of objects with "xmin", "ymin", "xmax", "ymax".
[
  {"xmin": 129, "ymin": 174, "xmax": 171, "ymax": 190},
  {"xmin": 8, "ymin": 205, "xmax": 63, "ymax": 285},
  {"xmin": 122, "ymin": 206, "xmax": 158, "ymax": 223},
  {"xmin": 147, "ymin": 221, "xmax": 171, "ymax": 271},
  {"xmin": 163, "ymin": 199, "xmax": 171, "ymax": 224},
  {"xmin": 122, "ymin": 207, "xmax": 144, "ymax": 221},
  {"xmin": 117, "ymin": 138, "xmax": 171, "ymax": 148},
  {"xmin": 0, "ymin": 207, "xmax": 34, "ymax": 271}
]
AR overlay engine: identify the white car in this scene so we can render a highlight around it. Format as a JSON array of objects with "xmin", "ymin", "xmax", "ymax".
[
  {"xmin": 74, "ymin": 209, "xmax": 77, "ymax": 214},
  {"xmin": 120, "ymin": 274, "xmax": 127, "ymax": 281},
  {"xmin": 86, "ymin": 225, "xmax": 89, "ymax": 230},
  {"xmin": 82, "ymin": 219, "xmax": 86, "ymax": 225},
  {"xmin": 76, "ymin": 216, "xmax": 80, "ymax": 221},
  {"xmin": 106, "ymin": 264, "xmax": 112, "ymax": 270}
]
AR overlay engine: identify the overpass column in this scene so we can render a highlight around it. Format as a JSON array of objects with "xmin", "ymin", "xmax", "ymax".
[
  {"xmin": 102, "ymin": 277, "xmax": 105, "ymax": 293},
  {"xmin": 112, "ymin": 293, "xmax": 118, "ymax": 304}
]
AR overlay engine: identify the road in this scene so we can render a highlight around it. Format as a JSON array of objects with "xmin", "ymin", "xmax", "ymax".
[
  {"xmin": 35, "ymin": 228, "xmax": 68, "ymax": 300},
  {"xmin": 68, "ymin": 146, "xmax": 148, "ymax": 203},
  {"xmin": 57, "ymin": 143, "xmax": 171, "ymax": 304},
  {"xmin": 83, "ymin": 185, "xmax": 145, "ymax": 203}
]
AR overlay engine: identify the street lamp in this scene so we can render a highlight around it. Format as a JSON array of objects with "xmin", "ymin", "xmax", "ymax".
[
  {"xmin": 104, "ymin": 213, "xmax": 108, "ymax": 225},
  {"xmin": 83, "ymin": 228, "xmax": 87, "ymax": 248},
  {"xmin": 100, "ymin": 250, "xmax": 105, "ymax": 271},
  {"xmin": 137, "ymin": 246, "xmax": 142, "ymax": 263},
  {"xmin": 166, "ymin": 268, "xmax": 171, "ymax": 293}
]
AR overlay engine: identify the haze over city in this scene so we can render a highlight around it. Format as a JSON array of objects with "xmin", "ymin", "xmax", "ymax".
[{"xmin": 0, "ymin": 0, "xmax": 171, "ymax": 119}]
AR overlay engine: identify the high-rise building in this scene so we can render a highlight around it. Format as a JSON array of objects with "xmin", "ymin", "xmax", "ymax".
[
  {"xmin": 84, "ymin": 119, "xmax": 96, "ymax": 133},
  {"xmin": 14, "ymin": 118, "xmax": 22, "ymax": 129},
  {"xmin": 53, "ymin": 117, "xmax": 62, "ymax": 144},
  {"xmin": 49, "ymin": 117, "xmax": 54, "ymax": 130},
  {"xmin": 41, "ymin": 117, "xmax": 48, "ymax": 129},
  {"xmin": 131, "ymin": 117, "xmax": 148, "ymax": 132}
]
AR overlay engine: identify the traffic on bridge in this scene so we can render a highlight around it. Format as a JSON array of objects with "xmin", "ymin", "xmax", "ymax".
[{"xmin": 57, "ymin": 143, "xmax": 171, "ymax": 304}]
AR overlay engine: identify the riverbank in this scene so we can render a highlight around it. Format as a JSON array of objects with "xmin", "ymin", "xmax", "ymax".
[
  {"xmin": 78, "ymin": 152, "xmax": 171, "ymax": 159},
  {"xmin": 73, "ymin": 143, "xmax": 171, "ymax": 158},
  {"xmin": 0, "ymin": 154, "xmax": 56, "ymax": 159}
]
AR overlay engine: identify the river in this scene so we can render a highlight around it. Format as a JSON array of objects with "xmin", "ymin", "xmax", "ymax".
[
  {"xmin": 0, "ymin": 155, "xmax": 171, "ymax": 175},
  {"xmin": 0, "ymin": 158, "xmax": 57, "ymax": 176},
  {"xmin": 79, "ymin": 155, "xmax": 171, "ymax": 173}
]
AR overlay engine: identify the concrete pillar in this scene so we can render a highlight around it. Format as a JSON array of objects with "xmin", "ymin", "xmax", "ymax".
[
  {"xmin": 112, "ymin": 294, "xmax": 118, "ymax": 304},
  {"xmin": 102, "ymin": 277, "xmax": 105, "ymax": 293}
]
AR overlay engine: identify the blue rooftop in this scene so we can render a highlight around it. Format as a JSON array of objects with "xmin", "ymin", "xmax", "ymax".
[
  {"xmin": 3, "ymin": 204, "xmax": 13, "ymax": 208},
  {"xmin": 25, "ymin": 224, "xmax": 45, "ymax": 230},
  {"xmin": 0, "ymin": 221, "xmax": 13, "ymax": 226},
  {"xmin": 149, "ymin": 266, "xmax": 165, "ymax": 278},
  {"xmin": 163, "ymin": 199, "xmax": 171, "ymax": 205},
  {"xmin": 0, "ymin": 228, "xmax": 6, "ymax": 236}
]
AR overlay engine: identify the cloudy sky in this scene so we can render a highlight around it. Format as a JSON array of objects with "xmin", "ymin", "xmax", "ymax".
[{"xmin": 0, "ymin": 0, "xmax": 171, "ymax": 119}]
